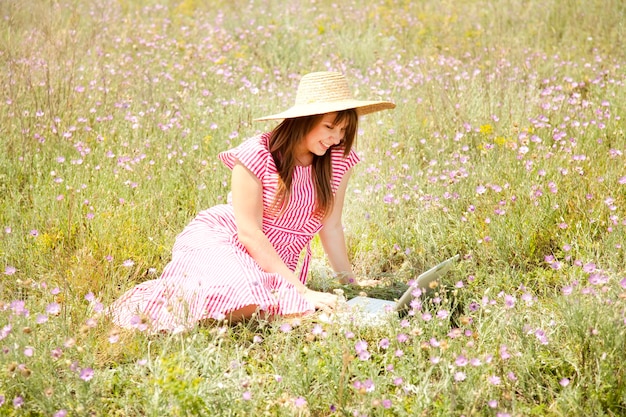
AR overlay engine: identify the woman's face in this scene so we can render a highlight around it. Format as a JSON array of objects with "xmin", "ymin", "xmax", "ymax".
[{"xmin": 296, "ymin": 112, "xmax": 347, "ymax": 164}]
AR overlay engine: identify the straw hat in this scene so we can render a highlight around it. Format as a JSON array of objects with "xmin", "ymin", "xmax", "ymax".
[{"xmin": 254, "ymin": 71, "xmax": 395, "ymax": 121}]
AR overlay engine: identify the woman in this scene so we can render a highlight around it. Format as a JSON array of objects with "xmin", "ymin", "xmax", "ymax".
[{"xmin": 108, "ymin": 71, "xmax": 395, "ymax": 333}]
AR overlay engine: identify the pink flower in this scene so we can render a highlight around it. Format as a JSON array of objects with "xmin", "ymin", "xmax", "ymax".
[
  {"xmin": 454, "ymin": 371, "xmax": 466, "ymax": 382},
  {"xmin": 294, "ymin": 397, "xmax": 307, "ymax": 407},
  {"xmin": 455, "ymin": 355, "xmax": 468, "ymax": 367},
  {"xmin": 46, "ymin": 302, "xmax": 61, "ymax": 315},
  {"xmin": 4, "ymin": 266, "xmax": 16, "ymax": 275},
  {"xmin": 0, "ymin": 325, "xmax": 12, "ymax": 340},
  {"xmin": 80, "ymin": 367, "xmax": 94, "ymax": 381},
  {"xmin": 355, "ymin": 340, "xmax": 368, "ymax": 355},
  {"xmin": 23, "ymin": 346, "xmax": 34, "ymax": 357},
  {"xmin": 311, "ymin": 324, "xmax": 324, "ymax": 336},
  {"xmin": 504, "ymin": 295, "xmax": 516, "ymax": 309},
  {"xmin": 560, "ymin": 378, "xmax": 570, "ymax": 387},
  {"xmin": 488, "ymin": 375, "xmax": 501, "ymax": 385}
]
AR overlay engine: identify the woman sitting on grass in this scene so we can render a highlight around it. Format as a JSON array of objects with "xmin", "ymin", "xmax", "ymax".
[{"xmin": 108, "ymin": 71, "xmax": 395, "ymax": 333}]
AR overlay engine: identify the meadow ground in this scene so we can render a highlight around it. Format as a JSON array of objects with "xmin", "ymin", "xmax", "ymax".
[{"xmin": 1, "ymin": 0, "xmax": 625, "ymax": 415}]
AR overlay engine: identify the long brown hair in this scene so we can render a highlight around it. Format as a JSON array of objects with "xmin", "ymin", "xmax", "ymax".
[{"xmin": 269, "ymin": 109, "xmax": 358, "ymax": 219}]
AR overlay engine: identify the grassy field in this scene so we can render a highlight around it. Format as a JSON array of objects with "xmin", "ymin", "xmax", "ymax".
[{"xmin": 1, "ymin": 0, "xmax": 625, "ymax": 415}]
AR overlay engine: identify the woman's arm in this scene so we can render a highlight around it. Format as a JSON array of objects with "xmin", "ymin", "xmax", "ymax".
[
  {"xmin": 231, "ymin": 161, "xmax": 338, "ymax": 309},
  {"xmin": 319, "ymin": 169, "xmax": 378, "ymax": 287},
  {"xmin": 318, "ymin": 169, "xmax": 357, "ymax": 284}
]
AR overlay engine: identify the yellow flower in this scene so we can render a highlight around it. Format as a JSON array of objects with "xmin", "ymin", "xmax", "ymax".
[{"xmin": 479, "ymin": 124, "xmax": 493, "ymax": 135}]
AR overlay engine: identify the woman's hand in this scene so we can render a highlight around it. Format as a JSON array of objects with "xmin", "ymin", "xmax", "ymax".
[
  {"xmin": 301, "ymin": 288, "xmax": 339, "ymax": 312},
  {"xmin": 351, "ymin": 278, "xmax": 379, "ymax": 287},
  {"xmin": 335, "ymin": 272, "xmax": 379, "ymax": 288}
]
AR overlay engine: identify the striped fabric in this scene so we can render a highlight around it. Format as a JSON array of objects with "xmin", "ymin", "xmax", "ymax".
[{"xmin": 107, "ymin": 133, "xmax": 360, "ymax": 333}]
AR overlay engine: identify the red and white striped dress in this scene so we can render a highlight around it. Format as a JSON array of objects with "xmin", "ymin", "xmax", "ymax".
[{"xmin": 108, "ymin": 133, "xmax": 360, "ymax": 333}]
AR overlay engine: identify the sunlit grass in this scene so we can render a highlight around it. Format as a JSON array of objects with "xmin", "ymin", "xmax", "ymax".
[{"xmin": 1, "ymin": 0, "xmax": 625, "ymax": 415}]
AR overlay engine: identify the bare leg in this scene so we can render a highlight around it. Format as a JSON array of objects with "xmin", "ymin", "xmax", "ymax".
[{"xmin": 227, "ymin": 304, "xmax": 265, "ymax": 323}]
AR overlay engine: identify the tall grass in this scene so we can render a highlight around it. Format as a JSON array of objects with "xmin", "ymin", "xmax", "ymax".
[{"xmin": 1, "ymin": 0, "xmax": 625, "ymax": 415}]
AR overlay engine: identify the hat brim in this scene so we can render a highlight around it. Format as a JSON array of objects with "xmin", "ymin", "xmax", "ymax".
[{"xmin": 254, "ymin": 100, "xmax": 395, "ymax": 121}]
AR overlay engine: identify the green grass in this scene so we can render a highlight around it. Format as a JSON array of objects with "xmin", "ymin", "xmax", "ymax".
[{"xmin": 1, "ymin": 0, "xmax": 626, "ymax": 415}]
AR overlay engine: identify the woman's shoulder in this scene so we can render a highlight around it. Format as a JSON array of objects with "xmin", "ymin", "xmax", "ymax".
[
  {"xmin": 218, "ymin": 132, "xmax": 274, "ymax": 175},
  {"xmin": 330, "ymin": 146, "xmax": 360, "ymax": 169}
]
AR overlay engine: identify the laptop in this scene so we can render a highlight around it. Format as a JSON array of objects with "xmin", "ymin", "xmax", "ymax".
[{"xmin": 332, "ymin": 254, "xmax": 460, "ymax": 325}]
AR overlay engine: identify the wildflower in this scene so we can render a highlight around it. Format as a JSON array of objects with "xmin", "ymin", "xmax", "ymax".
[
  {"xmin": 535, "ymin": 329, "xmax": 549, "ymax": 345},
  {"xmin": 363, "ymin": 379, "xmax": 375, "ymax": 393},
  {"xmin": 507, "ymin": 371, "xmax": 517, "ymax": 381},
  {"xmin": 397, "ymin": 333, "xmax": 408, "ymax": 343},
  {"xmin": 488, "ymin": 400, "xmax": 498, "ymax": 408},
  {"xmin": 395, "ymin": 349, "xmax": 404, "ymax": 358},
  {"xmin": 51, "ymin": 347, "xmax": 63, "ymax": 359},
  {"xmin": 470, "ymin": 358, "xmax": 482, "ymax": 367},
  {"xmin": 0, "ymin": 324, "xmax": 11, "ymax": 340},
  {"xmin": 79, "ymin": 367, "xmax": 94, "ymax": 381},
  {"xmin": 294, "ymin": 397, "xmax": 307, "ymax": 407},
  {"xmin": 382, "ymin": 399, "xmax": 392, "ymax": 409},
  {"xmin": 355, "ymin": 340, "xmax": 368, "ymax": 355},
  {"xmin": 13, "ymin": 396, "xmax": 23, "ymax": 408},
  {"xmin": 253, "ymin": 335, "xmax": 263, "ymax": 344},
  {"xmin": 54, "ymin": 410, "xmax": 68, "ymax": 417},
  {"xmin": 455, "ymin": 355, "xmax": 468, "ymax": 367},
  {"xmin": 23, "ymin": 347, "xmax": 34, "ymax": 357},
  {"xmin": 488, "ymin": 375, "xmax": 501, "ymax": 385},
  {"xmin": 4, "ymin": 266, "xmax": 16, "ymax": 275},
  {"xmin": 560, "ymin": 378, "xmax": 570, "ymax": 387},
  {"xmin": 311, "ymin": 324, "xmax": 324, "ymax": 336},
  {"xmin": 279, "ymin": 323, "xmax": 292, "ymax": 333},
  {"xmin": 242, "ymin": 391, "xmax": 252, "ymax": 400},
  {"xmin": 0, "ymin": 395, "xmax": 4, "ymax": 406},
  {"xmin": 123, "ymin": 259, "xmax": 135, "ymax": 267},
  {"xmin": 393, "ymin": 377, "xmax": 403, "ymax": 386},
  {"xmin": 379, "ymin": 338, "xmax": 390, "ymax": 349},
  {"xmin": 10, "ymin": 301, "xmax": 28, "ymax": 316},
  {"xmin": 504, "ymin": 295, "xmax": 516, "ymax": 309},
  {"xmin": 500, "ymin": 345, "xmax": 511, "ymax": 360},
  {"xmin": 454, "ymin": 372, "xmax": 466, "ymax": 382}
]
